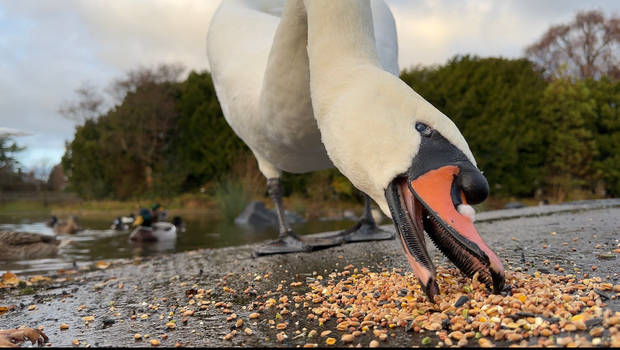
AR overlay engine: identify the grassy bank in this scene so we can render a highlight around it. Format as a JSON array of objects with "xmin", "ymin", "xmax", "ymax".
[{"xmin": 0, "ymin": 190, "xmax": 553, "ymax": 221}]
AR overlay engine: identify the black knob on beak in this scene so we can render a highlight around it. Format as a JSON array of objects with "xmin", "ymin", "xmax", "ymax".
[{"xmin": 457, "ymin": 166, "xmax": 489, "ymax": 205}]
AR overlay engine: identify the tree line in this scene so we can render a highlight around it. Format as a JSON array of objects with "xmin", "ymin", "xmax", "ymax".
[{"xmin": 59, "ymin": 10, "xmax": 619, "ymax": 202}]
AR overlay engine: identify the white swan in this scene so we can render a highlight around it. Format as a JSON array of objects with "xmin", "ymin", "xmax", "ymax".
[{"xmin": 207, "ymin": 0, "xmax": 505, "ymax": 298}]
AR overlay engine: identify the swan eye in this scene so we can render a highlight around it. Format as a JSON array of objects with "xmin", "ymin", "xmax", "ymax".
[{"xmin": 415, "ymin": 122, "xmax": 432, "ymax": 136}]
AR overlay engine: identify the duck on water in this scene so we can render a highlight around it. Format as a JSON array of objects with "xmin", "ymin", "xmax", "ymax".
[
  {"xmin": 129, "ymin": 207, "xmax": 185, "ymax": 242},
  {"xmin": 47, "ymin": 215, "xmax": 80, "ymax": 235}
]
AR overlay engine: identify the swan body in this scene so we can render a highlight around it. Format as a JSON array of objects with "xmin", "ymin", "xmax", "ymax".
[
  {"xmin": 207, "ymin": 0, "xmax": 505, "ymax": 297},
  {"xmin": 207, "ymin": 0, "xmax": 398, "ymax": 178}
]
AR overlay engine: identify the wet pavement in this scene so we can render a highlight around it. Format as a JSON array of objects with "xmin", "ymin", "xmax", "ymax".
[{"xmin": 0, "ymin": 199, "xmax": 619, "ymax": 347}]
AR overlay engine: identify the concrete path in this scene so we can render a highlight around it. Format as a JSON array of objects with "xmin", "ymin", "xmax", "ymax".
[{"xmin": 0, "ymin": 200, "xmax": 618, "ymax": 347}]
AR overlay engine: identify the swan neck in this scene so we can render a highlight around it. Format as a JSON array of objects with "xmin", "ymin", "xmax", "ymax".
[
  {"xmin": 304, "ymin": 0, "xmax": 381, "ymax": 68},
  {"xmin": 259, "ymin": 0, "xmax": 310, "ymax": 114}
]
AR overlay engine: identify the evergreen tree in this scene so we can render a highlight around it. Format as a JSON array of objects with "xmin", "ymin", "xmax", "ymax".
[
  {"xmin": 540, "ymin": 77, "xmax": 597, "ymax": 201},
  {"xmin": 401, "ymin": 56, "xmax": 548, "ymax": 196},
  {"xmin": 588, "ymin": 77, "xmax": 620, "ymax": 196}
]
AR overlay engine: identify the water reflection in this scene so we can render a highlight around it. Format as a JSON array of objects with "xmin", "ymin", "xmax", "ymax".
[{"xmin": 0, "ymin": 212, "xmax": 358, "ymax": 275}]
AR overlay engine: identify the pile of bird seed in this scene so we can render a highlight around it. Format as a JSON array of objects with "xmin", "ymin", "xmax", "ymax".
[{"xmin": 232, "ymin": 265, "xmax": 620, "ymax": 347}]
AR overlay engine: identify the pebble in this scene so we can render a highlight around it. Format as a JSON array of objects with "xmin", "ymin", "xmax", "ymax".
[
  {"xmin": 590, "ymin": 327, "xmax": 604, "ymax": 337},
  {"xmin": 454, "ymin": 295, "xmax": 470, "ymax": 307},
  {"xmin": 341, "ymin": 334, "xmax": 354, "ymax": 343}
]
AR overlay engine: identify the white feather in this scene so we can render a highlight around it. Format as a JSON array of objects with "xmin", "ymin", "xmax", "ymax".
[{"xmin": 457, "ymin": 204, "xmax": 476, "ymax": 222}]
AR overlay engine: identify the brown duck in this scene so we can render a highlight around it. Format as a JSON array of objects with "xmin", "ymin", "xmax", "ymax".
[
  {"xmin": 48, "ymin": 215, "xmax": 81, "ymax": 235},
  {"xmin": 0, "ymin": 231, "xmax": 61, "ymax": 260}
]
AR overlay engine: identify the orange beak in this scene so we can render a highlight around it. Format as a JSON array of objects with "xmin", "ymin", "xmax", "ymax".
[
  {"xmin": 387, "ymin": 165, "xmax": 505, "ymax": 300},
  {"xmin": 410, "ymin": 166, "xmax": 504, "ymax": 290}
]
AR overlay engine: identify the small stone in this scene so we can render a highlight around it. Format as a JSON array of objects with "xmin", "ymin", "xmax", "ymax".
[
  {"xmin": 150, "ymin": 339, "xmax": 160, "ymax": 346},
  {"xmin": 454, "ymin": 295, "xmax": 470, "ymax": 307},
  {"xmin": 60, "ymin": 323, "xmax": 69, "ymax": 330},
  {"xmin": 564, "ymin": 323, "xmax": 577, "ymax": 332},
  {"xmin": 341, "ymin": 334, "xmax": 354, "ymax": 343},
  {"xmin": 369, "ymin": 340, "xmax": 379, "ymax": 348},
  {"xmin": 506, "ymin": 333, "xmax": 522, "ymax": 342},
  {"xmin": 557, "ymin": 337, "xmax": 572, "ymax": 346},
  {"xmin": 276, "ymin": 332, "xmax": 287, "ymax": 342},
  {"xmin": 134, "ymin": 333, "xmax": 142, "ymax": 340},
  {"xmin": 590, "ymin": 327, "xmax": 604, "ymax": 337},
  {"xmin": 478, "ymin": 338, "xmax": 493, "ymax": 348},
  {"xmin": 449, "ymin": 331, "xmax": 464, "ymax": 340}
]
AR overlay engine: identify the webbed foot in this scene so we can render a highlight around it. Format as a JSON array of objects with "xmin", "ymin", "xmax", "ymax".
[
  {"xmin": 254, "ymin": 230, "xmax": 343, "ymax": 256},
  {"xmin": 254, "ymin": 231, "xmax": 312, "ymax": 256},
  {"xmin": 340, "ymin": 218, "xmax": 393, "ymax": 242}
]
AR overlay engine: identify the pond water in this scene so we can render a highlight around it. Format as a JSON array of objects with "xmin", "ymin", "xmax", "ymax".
[{"xmin": 0, "ymin": 212, "xmax": 359, "ymax": 275}]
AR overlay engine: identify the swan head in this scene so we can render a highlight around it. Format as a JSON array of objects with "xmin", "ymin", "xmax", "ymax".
[{"xmin": 318, "ymin": 68, "xmax": 504, "ymax": 300}]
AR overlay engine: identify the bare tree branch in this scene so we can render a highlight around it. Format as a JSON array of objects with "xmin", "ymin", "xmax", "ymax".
[
  {"xmin": 58, "ymin": 81, "xmax": 106, "ymax": 123},
  {"xmin": 525, "ymin": 10, "xmax": 619, "ymax": 80}
]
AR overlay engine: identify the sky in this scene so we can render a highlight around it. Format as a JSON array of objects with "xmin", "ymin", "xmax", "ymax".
[{"xmin": 1, "ymin": 0, "xmax": 618, "ymax": 174}]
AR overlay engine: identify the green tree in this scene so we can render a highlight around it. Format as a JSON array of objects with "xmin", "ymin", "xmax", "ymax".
[
  {"xmin": 62, "ymin": 65, "xmax": 184, "ymax": 199},
  {"xmin": 540, "ymin": 77, "xmax": 597, "ymax": 201},
  {"xmin": 61, "ymin": 119, "xmax": 110, "ymax": 198},
  {"xmin": 0, "ymin": 136, "xmax": 23, "ymax": 172},
  {"xmin": 587, "ymin": 77, "xmax": 620, "ymax": 196},
  {"xmin": 401, "ymin": 56, "xmax": 548, "ymax": 196},
  {"xmin": 170, "ymin": 71, "xmax": 249, "ymax": 192},
  {"xmin": 0, "ymin": 136, "xmax": 25, "ymax": 191}
]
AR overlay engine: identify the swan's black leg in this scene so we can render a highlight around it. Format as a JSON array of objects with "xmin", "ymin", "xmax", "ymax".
[
  {"xmin": 254, "ymin": 178, "xmax": 344, "ymax": 256},
  {"xmin": 254, "ymin": 178, "xmax": 309, "ymax": 255},
  {"xmin": 334, "ymin": 194, "xmax": 394, "ymax": 242}
]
